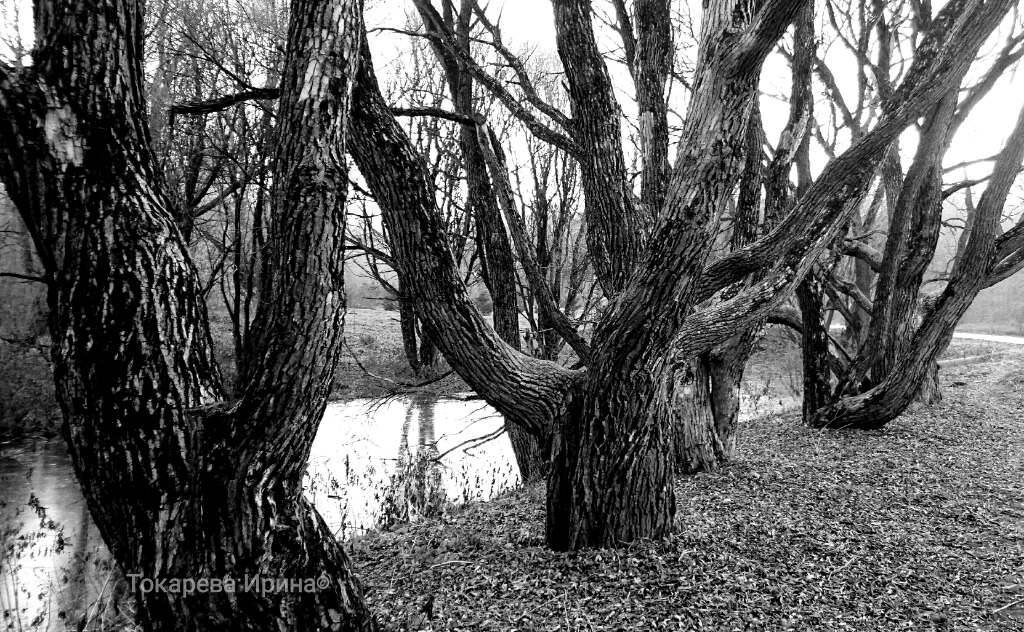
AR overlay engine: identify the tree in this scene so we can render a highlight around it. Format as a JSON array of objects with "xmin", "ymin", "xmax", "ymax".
[
  {"xmin": 347, "ymin": 0, "xmax": 1016, "ymax": 549},
  {"xmin": 4, "ymin": 6, "xmax": 1022, "ymax": 632},
  {"xmin": 0, "ymin": 0, "xmax": 376, "ymax": 628},
  {"xmin": 780, "ymin": 1, "xmax": 1024, "ymax": 428}
]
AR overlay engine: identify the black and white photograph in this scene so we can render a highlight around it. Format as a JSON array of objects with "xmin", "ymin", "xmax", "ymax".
[{"xmin": 1, "ymin": 0, "xmax": 1023, "ymax": 629}]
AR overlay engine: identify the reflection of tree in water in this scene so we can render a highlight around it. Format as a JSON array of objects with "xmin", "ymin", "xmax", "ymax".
[{"xmin": 380, "ymin": 395, "xmax": 446, "ymax": 528}]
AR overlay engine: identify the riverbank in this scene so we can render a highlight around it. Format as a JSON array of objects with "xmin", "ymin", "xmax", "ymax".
[
  {"xmin": 0, "ymin": 307, "xmax": 469, "ymax": 441},
  {"xmin": 2, "ymin": 305, "xmax": 1014, "ymax": 441},
  {"xmin": 0, "ymin": 307, "xmax": 806, "ymax": 440},
  {"xmin": 352, "ymin": 353, "xmax": 1024, "ymax": 631}
]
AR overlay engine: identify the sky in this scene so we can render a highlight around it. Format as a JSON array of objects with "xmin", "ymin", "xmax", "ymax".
[
  {"xmin": 2, "ymin": 0, "xmax": 1022, "ymax": 195},
  {"xmin": 362, "ymin": 0, "xmax": 1024, "ymax": 192}
]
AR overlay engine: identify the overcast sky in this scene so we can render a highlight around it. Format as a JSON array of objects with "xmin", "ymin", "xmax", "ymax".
[
  {"xmin": 3, "ymin": 0, "xmax": 1022, "ymax": 195},
  {"xmin": 362, "ymin": 0, "xmax": 1023, "ymax": 192}
]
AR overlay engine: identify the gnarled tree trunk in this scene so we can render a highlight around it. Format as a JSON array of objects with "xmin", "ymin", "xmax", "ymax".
[{"xmin": 0, "ymin": 1, "xmax": 376, "ymax": 629}]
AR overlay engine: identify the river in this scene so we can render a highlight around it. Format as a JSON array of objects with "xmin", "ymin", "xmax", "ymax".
[
  {"xmin": 3, "ymin": 331, "xmax": 1019, "ymax": 629},
  {"xmin": 0, "ymin": 394, "xmax": 512, "ymax": 630}
]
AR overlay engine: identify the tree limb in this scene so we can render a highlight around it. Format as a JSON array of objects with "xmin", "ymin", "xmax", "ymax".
[
  {"xmin": 476, "ymin": 122, "xmax": 593, "ymax": 364},
  {"xmin": 838, "ymin": 238, "xmax": 884, "ymax": 272},
  {"xmin": 348, "ymin": 34, "xmax": 580, "ymax": 436},
  {"xmin": 0, "ymin": 271, "xmax": 49, "ymax": 284},
  {"xmin": 168, "ymin": 87, "xmax": 279, "ymax": 121}
]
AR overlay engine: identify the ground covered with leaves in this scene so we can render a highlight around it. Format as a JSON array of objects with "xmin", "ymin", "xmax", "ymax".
[{"xmin": 352, "ymin": 355, "xmax": 1024, "ymax": 631}]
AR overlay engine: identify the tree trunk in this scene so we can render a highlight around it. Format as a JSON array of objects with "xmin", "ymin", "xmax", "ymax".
[
  {"xmin": 347, "ymin": 37, "xmax": 579, "ymax": 489},
  {"xmin": 547, "ymin": 360, "xmax": 676, "ymax": 551},
  {"xmin": 814, "ymin": 103, "xmax": 1024, "ymax": 427},
  {"xmin": 671, "ymin": 357, "xmax": 721, "ymax": 473},
  {"xmin": 417, "ymin": 319, "xmax": 438, "ymax": 369},
  {"xmin": 398, "ymin": 287, "xmax": 421, "ymax": 374},
  {"xmin": 917, "ymin": 360, "xmax": 942, "ymax": 406},
  {"xmin": 797, "ymin": 275, "xmax": 834, "ymax": 421},
  {"xmin": 0, "ymin": 1, "xmax": 377, "ymax": 629}
]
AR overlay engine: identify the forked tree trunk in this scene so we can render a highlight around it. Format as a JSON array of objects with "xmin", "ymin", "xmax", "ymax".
[
  {"xmin": 348, "ymin": 0, "xmax": 1013, "ymax": 552},
  {"xmin": 813, "ymin": 104, "xmax": 1024, "ymax": 428},
  {"xmin": 671, "ymin": 357, "xmax": 731, "ymax": 473},
  {"xmin": 542, "ymin": 0, "xmax": 810, "ymax": 551},
  {"xmin": 668, "ymin": 337, "xmax": 754, "ymax": 474},
  {"xmin": 0, "ymin": 1, "xmax": 376, "ymax": 629}
]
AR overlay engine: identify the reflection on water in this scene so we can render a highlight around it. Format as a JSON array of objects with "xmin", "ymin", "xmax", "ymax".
[
  {"xmin": 0, "ymin": 390, "xmax": 796, "ymax": 629},
  {"xmin": 306, "ymin": 393, "xmax": 518, "ymax": 538},
  {"xmin": 0, "ymin": 394, "xmax": 513, "ymax": 630},
  {"xmin": 0, "ymin": 441, "xmax": 124, "ymax": 631}
]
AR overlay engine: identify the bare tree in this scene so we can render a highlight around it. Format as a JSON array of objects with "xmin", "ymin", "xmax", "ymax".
[
  {"xmin": 782, "ymin": 2, "xmax": 1024, "ymax": 428},
  {"xmin": 0, "ymin": 0, "xmax": 376, "ymax": 628},
  {"xmin": 347, "ymin": 0, "xmax": 1016, "ymax": 549},
  {"xmin": 2, "ymin": 8, "xmax": 1022, "ymax": 632}
]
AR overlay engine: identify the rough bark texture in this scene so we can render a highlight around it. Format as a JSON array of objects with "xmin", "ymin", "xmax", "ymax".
[
  {"xmin": 813, "ymin": 102, "xmax": 1024, "ymax": 428},
  {"xmin": 670, "ymin": 2, "xmax": 816, "ymax": 472},
  {"xmin": 845, "ymin": 93, "xmax": 957, "ymax": 392},
  {"xmin": 0, "ymin": 1, "xmax": 376, "ymax": 629},
  {"xmin": 347, "ymin": 39, "xmax": 579, "ymax": 485},
  {"xmin": 632, "ymin": 0, "xmax": 672, "ymax": 216},
  {"xmin": 398, "ymin": 284, "xmax": 422, "ymax": 374},
  {"xmin": 546, "ymin": 0, "xmax": 809, "ymax": 551},
  {"xmin": 796, "ymin": 273, "xmax": 833, "ymax": 419},
  {"xmin": 553, "ymin": 0, "xmax": 646, "ymax": 295}
]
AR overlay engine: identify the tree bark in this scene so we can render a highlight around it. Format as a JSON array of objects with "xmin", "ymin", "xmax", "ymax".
[
  {"xmin": 544, "ymin": 2, "xmax": 813, "ymax": 550},
  {"xmin": 814, "ymin": 102, "xmax": 1024, "ymax": 427},
  {"xmin": 0, "ymin": 1, "xmax": 376, "ymax": 629},
  {"xmin": 398, "ymin": 285, "xmax": 421, "ymax": 374},
  {"xmin": 796, "ymin": 274, "xmax": 833, "ymax": 420},
  {"xmin": 347, "ymin": 38, "xmax": 579, "ymax": 487}
]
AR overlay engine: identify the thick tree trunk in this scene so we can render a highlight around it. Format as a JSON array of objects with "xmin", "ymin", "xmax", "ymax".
[
  {"xmin": 0, "ymin": 1, "xmax": 377, "ymax": 629},
  {"xmin": 544, "ymin": 0, "xmax": 811, "ymax": 550},
  {"xmin": 671, "ymin": 358, "xmax": 723, "ymax": 473},
  {"xmin": 666, "ymin": 340, "xmax": 751, "ymax": 475},
  {"xmin": 546, "ymin": 370, "xmax": 675, "ymax": 551}
]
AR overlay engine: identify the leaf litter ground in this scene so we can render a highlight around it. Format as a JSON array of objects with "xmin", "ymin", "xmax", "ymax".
[{"xmin": 352, "ymin": 354, "xmax": 1024, "ymax": 631}]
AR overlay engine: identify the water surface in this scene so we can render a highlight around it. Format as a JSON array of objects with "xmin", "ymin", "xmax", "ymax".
[{"xmin": 0, "ymin": 394, "xmax": 512, "ymax": 630}]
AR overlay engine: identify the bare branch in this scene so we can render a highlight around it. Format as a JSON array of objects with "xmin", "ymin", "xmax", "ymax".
[
  {"xmin": 169, "ymin": 87, "xmax": 279, "ymax": 120},
  {"xmin": 0, "ymin": 271, "xmax": 49, "ymax": 284},
  {"xmin": 476, "ymin": 123, "xmax": 593, "ymax": 364},
  {"xmin": 391, "ymin": 106, "xmax": 476, "ymax": 125},
  {"xmin": 838, "ymin": 238, "xmax": 884, "ymax": 272}
]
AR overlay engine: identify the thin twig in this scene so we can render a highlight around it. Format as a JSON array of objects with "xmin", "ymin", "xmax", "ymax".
[{"xmin": 993, "ymin": 598, "xmax": 1024, "ymax": 614}]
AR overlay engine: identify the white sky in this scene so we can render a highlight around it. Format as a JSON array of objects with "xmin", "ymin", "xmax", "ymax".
[
  {"xmin": 363, "ymin": 1, "xmax": 1023, "ymax": 189},
  {"xmin": 3, "ymin": 0, "xmax": 1022, "ymax": 189}
]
